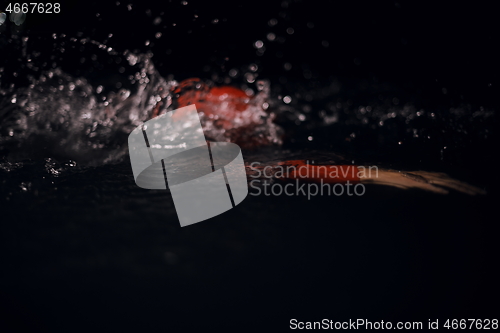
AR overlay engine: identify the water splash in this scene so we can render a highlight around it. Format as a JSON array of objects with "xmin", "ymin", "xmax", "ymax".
[
  {"xmin": 0, "ymin": 35, "xmax": 284, "ymax": 165},
  {"xmin": 0, "ymin": 49, "xmax": 172, "ymax": 165}
]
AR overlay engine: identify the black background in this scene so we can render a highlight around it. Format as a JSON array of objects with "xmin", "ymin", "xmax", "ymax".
[
  {"xmin": 1, "ymin": 1, "xmax": 499, "ymax": 332},
  {"xmin": 8, "ymin": 0, "xmax": 500, "ymax": 107}
]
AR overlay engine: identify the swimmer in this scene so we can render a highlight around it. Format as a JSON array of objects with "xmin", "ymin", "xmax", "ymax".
[{"xmin": 147, "ymin": 78, "xmax": 486, "ymax": 196}]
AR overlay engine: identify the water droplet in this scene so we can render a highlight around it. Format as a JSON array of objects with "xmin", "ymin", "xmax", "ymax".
[
  {"xmin": 155, "ymin": 32, "xmax": 162, "ymax": 39},
  {"xmin": 241, "ymin": 88, "xmax": 253, "ymax": 97},
  {"xmin": 254, "ymin": 40, "xmax": 264, "ymax": 49},
  {"xmin": 286, "ymin": 27, "xmax": 294, "ymax": 34},
  {"xmin": 268, "ymin": 18, "xmax": 278, "ymax": 26},
  {"xmin": 267, "ymin": 33, "xmax": 276, "ymax": 41},
  {"xmin": 0, "ymin": 13, "xmax": 7, "ymax": 26},
  {"xmin": 10, "ymin": 12, "xmax": 26, "ymax": 26},
  {"xmin": 153, "ymin": 17, "xmax": 162, "ymax": 25},
  {"xmin": 245, "ymin": 73, "xmax": 256, "ymax": 83},
  {"xmin": 229, "ymin": 69, "xmax": 238, "ymax": 77},
  {"xmin": 308, "ymin": 136, "xmax": 313, "ymax": 141},
  {"xmin": 284, "ymin": 62, "xmax": 292, "ymax": 71},
  {"xmin": 283, "ymin": 96, "xmax": 292, "ymax": 104}
]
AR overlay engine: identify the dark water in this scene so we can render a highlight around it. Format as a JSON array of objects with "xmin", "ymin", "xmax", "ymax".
[{"xmin": 1, "ymin": 1, "xmax": 499, "ymax": 332}]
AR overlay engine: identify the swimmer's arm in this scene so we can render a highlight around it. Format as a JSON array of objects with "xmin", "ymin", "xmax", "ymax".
[{"xmin": 360, "ymin": 169, "xmax": 486, "ymax": 195}]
